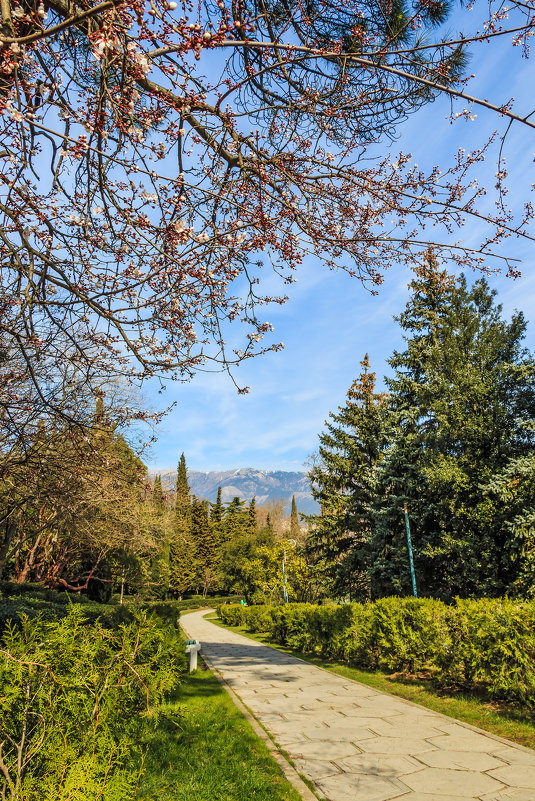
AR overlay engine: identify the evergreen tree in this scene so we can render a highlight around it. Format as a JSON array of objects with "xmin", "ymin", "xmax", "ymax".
[
  {"xmin": 223, "ymin": 497, "xmax": 248, "ymax": 542},
  {"xmin": 262, "ymin": 513, "xmax": 274, "ymax": 543},
  {"xmin": 306, "ymin": 354, "xmax": 387, "ymax": 600},
  {"xmin": 211, "ymin": 487, "xmax": 224, "ymax": 527},
  {"xmin": 169, "ymin": 453, "xmax": 196, "ymax": 595},
  {"xmin": 290, "ymin": 495, "xmax": 300, "ymax": 539},
  {"xmin": 246, "ymin": 497, "xmax": 257, "ymax": 537},
  {"xmin": 152, "ymin": 475, "xmax": 164, "ymax": 511},
  {"xmin": 370, "ymin": 257, "xmax": 535, "ymax": 598},
  {"xmin": 149, "ymin": 474, "xmax": 172, "ymax": 596},
  {"xmin": 191, "ymin": 496, "xmax": 217, "ymax": 594}
]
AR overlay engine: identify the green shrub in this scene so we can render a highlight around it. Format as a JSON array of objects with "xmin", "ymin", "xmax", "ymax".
[
  {"xmin": 219, "ymin": 597, "xmax": 535, "ymax": 705},
  {"xmin": 217, "ymin": 604, "xmax": 249, "ymax": 627},
  {"xmin": 0, "ymin": 606, "xmax": 184, "ymax": 800}
]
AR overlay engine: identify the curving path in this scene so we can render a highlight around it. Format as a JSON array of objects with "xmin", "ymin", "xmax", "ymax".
[{"xmin": 181, "ymin": 609, "xmax": 535, "ymax": 801}]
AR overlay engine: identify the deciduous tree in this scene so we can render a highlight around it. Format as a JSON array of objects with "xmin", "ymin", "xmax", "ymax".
[{"xmin": 1, "ymin": 0, "xmax": 534, "ymax": 432}]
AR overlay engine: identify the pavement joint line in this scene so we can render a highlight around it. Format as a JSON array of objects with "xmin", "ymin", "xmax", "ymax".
[
  {"xmin": 208, "ymin": 611, "xmax": 535, "ymax": 757},
  {"xmin": 180, "ymin": 613, "xmax": 321, "ymax": 801},
  {"xmin": 182, "ymin": 609, "xmax": 535, "ymax": 801}
]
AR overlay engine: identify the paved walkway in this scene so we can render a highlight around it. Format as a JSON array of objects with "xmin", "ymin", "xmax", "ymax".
[{"xmin": 181, "ymin": 610, "xmax": 535, "ymax": 801}]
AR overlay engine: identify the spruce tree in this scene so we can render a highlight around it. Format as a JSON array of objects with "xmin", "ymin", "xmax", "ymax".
[
  {"xmin": 371, "ymin": 257, "xmax": 535, "ymax": 598},
  {"xmin": 306, "ymin": 354, "xmax": 388, "ymax": 600}
]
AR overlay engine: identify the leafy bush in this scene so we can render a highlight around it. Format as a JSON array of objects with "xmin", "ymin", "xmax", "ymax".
[
  {"xmin": 219, "ymin": 598, "xmax": 535, "ymax": 704},
  {"xmin": 0, "ymin": 583, "xmax": 140, "ymax": 635},
  {"xmin": 0, "ymin": 606, "xmax": 184, "ymax": 800},
  {"xmin": 0, "ymin": 583, "xmax": 240, "ymax": 635},
  {"xmin": 217, "ymin": 604, "xmax": 249, "ymax": 627}
]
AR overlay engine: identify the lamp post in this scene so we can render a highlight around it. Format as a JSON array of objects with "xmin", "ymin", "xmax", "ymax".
[{"xmin": 403, "ymin": 503, "xmax": 418, "ymax": 598}]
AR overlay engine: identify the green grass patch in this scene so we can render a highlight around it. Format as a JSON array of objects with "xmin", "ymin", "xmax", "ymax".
[
  {"xmin": 136, "ymin": 666, "xmax": 303, "ymax": 801},
  {"xmin": 211, "ymin": 616, "xmax": 535, "ymax": 751}
]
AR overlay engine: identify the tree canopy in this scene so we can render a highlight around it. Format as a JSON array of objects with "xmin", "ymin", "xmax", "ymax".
[
  {"xmin": 1, "ymin": 0, "xmax": 534, "ymax": 438},
  {"xmin": 307, "ymin": 257, "xmax": 535, "ymax": 600}
]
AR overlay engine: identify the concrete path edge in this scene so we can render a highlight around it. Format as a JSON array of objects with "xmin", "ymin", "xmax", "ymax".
[{"xmin": 180, "ymin": 610, "xmax": 319, "ymax": 801}]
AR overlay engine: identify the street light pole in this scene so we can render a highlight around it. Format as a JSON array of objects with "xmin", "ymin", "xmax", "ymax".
[
  {"xmin": 282, "ymin": 539, "xmax": 297, "ymax": 604},
  {"xmin": 403, "ymin": 503, "xmax": 418, "ymax": 598}
]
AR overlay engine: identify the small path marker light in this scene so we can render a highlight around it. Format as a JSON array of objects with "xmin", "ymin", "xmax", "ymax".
[{"xmin": 185, "ymin": 639, "xmax": 202, "ymax": 672}]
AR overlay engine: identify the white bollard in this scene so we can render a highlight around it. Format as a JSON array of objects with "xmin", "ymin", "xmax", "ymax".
[{"xmin": 185, "ymin": 640, "xmax": 201, "ymax": 672}]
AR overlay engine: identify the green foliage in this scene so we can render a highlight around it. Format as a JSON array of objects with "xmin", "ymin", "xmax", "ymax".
[
  {"xmin": 307, "ymin": 354, "xmax": 387, "ymax": 600},
  {"xmin": 137, "ymin": 669, "xmax": 302, "ymax": 801},
  {"xmin": 219, "ymin": 538, "xmax": 311, "ymax": 604},
  {"xmin": 373, "ymin": 259, "xmax": 535, "ymax": 598},
  {"xmin": 308, "ymin": 258, "xmax": 535, "ymax": 601},
  {"xmin": 169, "ymin": 453, "xmax": 196, "ymax": 595},
  {"xmin": 0, "ymin": 583, "xmax": 137, "ymax": 634},
  {"xmin": 220, "ymin": 598, "xmax": 535, "ymax": 705},
  {"xmin": 0, "ymin": 606, "xmax": 184, "ymax": 800},
  {"xmin": 290, "ymin": 495, "xmax": 299, "ymax": 539}
]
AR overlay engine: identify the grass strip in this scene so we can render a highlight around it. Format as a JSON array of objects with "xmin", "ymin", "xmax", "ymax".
[
  {"xmin": 209, "ymin": 615, "xmax": 535, "ymax": 751},
  {"xmin": 136, "ymin": 665, "xmax": 303, "ymax": 801}
]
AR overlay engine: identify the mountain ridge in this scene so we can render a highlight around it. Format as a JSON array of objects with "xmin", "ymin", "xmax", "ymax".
[{"xmin": 150, "ymin": 467, "xmax": 318, "ymax": 514}]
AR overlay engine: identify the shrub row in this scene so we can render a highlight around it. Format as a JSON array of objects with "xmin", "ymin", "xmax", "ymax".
[
  {"xmin": 0, "ymin": 584, "xmax": 240, "ymax": 634},
  {"xmin": 218, "ymin": 597, "xmax": 535, "ymax": 704}
]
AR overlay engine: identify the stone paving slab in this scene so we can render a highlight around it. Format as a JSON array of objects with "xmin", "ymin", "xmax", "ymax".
[{"xmin": 181, "ymin": 610, "xmax": 535, "ymax": 801}]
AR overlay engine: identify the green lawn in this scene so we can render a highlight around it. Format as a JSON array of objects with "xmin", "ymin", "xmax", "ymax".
[
  {"xmin": 210, "ymin": 616, "xmax": 535, "ymax": 751},
  {"xmin": 136, "ymin": 666, "xmax": 303, "ymax": 801}
]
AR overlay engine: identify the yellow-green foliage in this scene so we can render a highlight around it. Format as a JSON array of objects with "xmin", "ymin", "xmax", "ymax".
[
  {"xmin": 0, "ymin": 606, "xmax": 184, "ymax": 800},
  {"xmin": 218, "ymin": 598, "xmax": 535, "ymax": 704}
]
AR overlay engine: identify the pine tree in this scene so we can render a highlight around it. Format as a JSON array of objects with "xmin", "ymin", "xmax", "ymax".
[
  {"xmin": 370, "ymin": 256, "xmax": 535, "ymax": 598},
  {"xmin": 169, "ymin": 453, "xmax": 196, "ymax": 595},
  {"xmin": 306, "ymin": 354, "xmax": 387, "ymax": 600},
  {"xmin": 290, "ymin": 495, "xmax": 300, "ymax": 539}
]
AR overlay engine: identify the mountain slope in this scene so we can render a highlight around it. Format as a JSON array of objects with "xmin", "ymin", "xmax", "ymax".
[{"xmin": 152, "ymin": 468, "xmax": 318, "ymax": 514}]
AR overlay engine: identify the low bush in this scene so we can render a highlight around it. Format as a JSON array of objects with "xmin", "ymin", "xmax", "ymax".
[
  {"xmin": 0, "ymin": 605, "xmax": 184, "ymax": 800},
  {"xmin": 218, "ymin": 597, "xmax": 535, "ymax": 704}
]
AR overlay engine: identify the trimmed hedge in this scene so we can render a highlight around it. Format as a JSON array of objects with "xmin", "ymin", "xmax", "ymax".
[
  {"xmin": 0, "ymin": 583, "xmax": 240, "ymax": 635},
  {"xmin": 218, "ymin": 597, "xmax": 535, "ymax": 704}
]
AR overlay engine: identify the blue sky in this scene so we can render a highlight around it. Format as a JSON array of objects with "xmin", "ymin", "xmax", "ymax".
[{"xmin": 143, "ymin": 22, "xmax": 535, "ymax": 474}]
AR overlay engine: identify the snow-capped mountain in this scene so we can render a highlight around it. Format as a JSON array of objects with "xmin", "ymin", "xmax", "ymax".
[{"xmin": 152, "ymin": 467, "xmax": 318, "ymax": 514}]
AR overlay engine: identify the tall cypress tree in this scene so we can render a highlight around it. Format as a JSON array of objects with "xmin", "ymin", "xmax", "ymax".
[
  {"xmin": 152, "ymin": 475, "xmax": 163, "ymax": 511},
  {"xmin": 306, "ymin": 354, "xmax": 388, "ymax": 600},
  {"xmin": 290, "ymin": 495, "xmax": 300, "ymax": 539},
  {"xmin": 247, "ymin": 497, "xmax": 257, "ymax": 537},
  {"xmin": 211, "ymin": 487, "xmax": 224, "ymax": 527},
  {"xmin": 191, "ymin": 496, "xmax": 216, "ymax": 593},
  {"xmin": 150, "ymin": 474, "xmax": 171, "ymax": 594},
  {"xmin": 370, "ymin": 257, "xmax": 535, "ymax": 598},
  {"xmin": 169, "ymin": 453, "xmax": 196, "ymax": 595}
]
